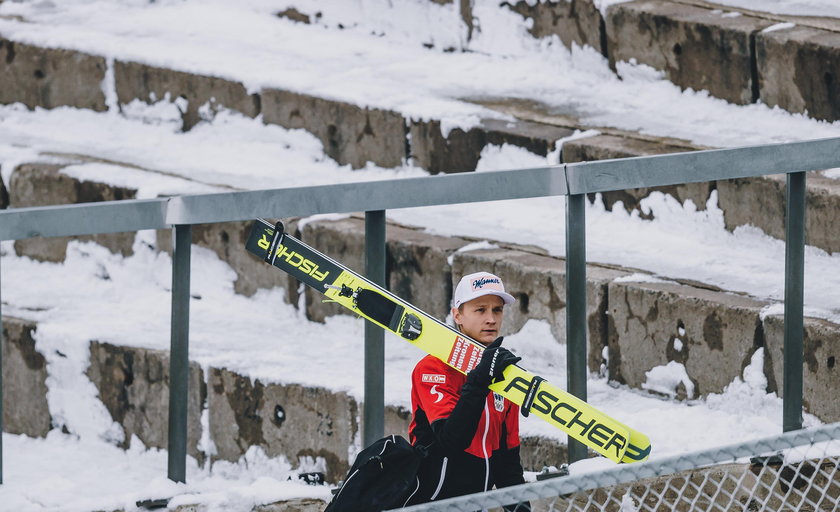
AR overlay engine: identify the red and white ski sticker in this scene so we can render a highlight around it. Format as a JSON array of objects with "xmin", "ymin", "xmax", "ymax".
[
  {"xmin": 447, "ymin": 336, "xmax": 482, "ymax": 373},
  {"xmin": 422, "ymin": 374, "xmax": 446, "ymax": 384}
]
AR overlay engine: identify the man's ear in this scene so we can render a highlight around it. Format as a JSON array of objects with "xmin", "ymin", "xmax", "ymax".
[{"xmin": 452, "ymin": 306, "xmax": 461, "ymax": 325}]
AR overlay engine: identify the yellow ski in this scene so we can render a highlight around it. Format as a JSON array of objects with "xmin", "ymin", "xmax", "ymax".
[{"xmin": 245, "ymin": 218, "xmax": 650, "ymax": 463}]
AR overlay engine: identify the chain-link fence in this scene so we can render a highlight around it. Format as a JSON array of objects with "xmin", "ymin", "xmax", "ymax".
[{"xmin": 398, "ymin": 423, "xmax": 840, "ymax": 512}]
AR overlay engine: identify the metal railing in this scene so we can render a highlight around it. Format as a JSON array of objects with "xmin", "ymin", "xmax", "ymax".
[
  {"xmin": 399, "ymin": 422, "xmax": 840, "ymax": 511},
  {"xmin": 1, "ymin": 137, "xmax": 839, "ymax": 485}
]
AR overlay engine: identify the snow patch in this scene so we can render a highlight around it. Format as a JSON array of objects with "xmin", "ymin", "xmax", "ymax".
[
  {"xmin": 642, "ymin": 361, "xmax": 695, "ymax": 399},
  {"xmin": 762, "ymin": 22, "xmax": 796, "ymax": 33}
]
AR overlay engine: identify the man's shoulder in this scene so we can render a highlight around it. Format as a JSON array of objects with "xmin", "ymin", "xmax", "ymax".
[
  {"xmin": 412, "ymin": 355, "xmax": 458, "ymax": 377},
  {"xmin": 412, "ymin": 355, "xmax": 462, "ymax": 389}
]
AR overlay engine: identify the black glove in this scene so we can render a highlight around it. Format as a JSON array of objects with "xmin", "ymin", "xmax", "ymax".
[{"xmin": 468, "ymin": 337, "xmax": 521, "ymax": 387}]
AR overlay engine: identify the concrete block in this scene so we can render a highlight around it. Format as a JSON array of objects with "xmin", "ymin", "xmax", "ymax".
[
  {"xmin": 763, "ymin": 315, "xmax": 840, "ymax": 423},
  {"xmin": 9, "ymin": 162, "xmax": 137, "ymax": 262},
  {"xmin": 86, "ymin": 341, "xmax": 206, "ymax": 460},
  {"xmin": 0, "ymin": 38, "xmax": 107, "ymax": 111},
  {"xmin": 519, "ymin": 435, "xmax": 568, "ymax": 472},
  {"xmin": 166, "ymin": 221, "xmax": 291, "ymax": 297},
  {"xmin": 717, "ymin": 173, "xmax": 786, "ymax": 239},
  {"xmin": 261, "ymin": 89, "xmax": 407, "ymax": 169},
  {"xmin": 383, "ymin": 404, "xmax": 411, "ymax": 438},
  {"xmin": 208, "ymin": 368, "xmax": 358, "ymax": 483},
  {"xmin": 503, "ymin": 0, "xmax": 606, "ymax": 54},
  {"xmin": 804, "ymin": 174, "xmax": 840, "ymax": 255},
  {"xmin": 410, "ymin": 118, "xmax": 573, "ymax": 174},
  {"xmin": 114, "ymin": 61, "xmax": 261, "ymax": 130},
  {"xmin": 562, "ymin": 134, "xmax": 710, "ymax": 215},
  {"xmin": 607, "ymin": 281, "xmax": 768, "ymax": 398},
  {"xmin": 451, "ymin": 248, "xmax": 630, "ymax": 372},
  {"xmin": 2, "ymin": 316, "xmax": 51, "ymax": 437},
  {"xmin": 300, "ymin": 217, "xmax": 472, "ymax": 323},
  {"xmin": 757, "ymin": 26, "xmax": 840, "ymax": 122},
  {"xmin": 717, "ymin": 173, "xmax": 840, "ymax": 255},
  {"xmin": 253, "ymin": 499, "xmax": 327, "ymax": 512},
  {"xmin": 0, "ymin": 174, "xmax": 8, "ymax": 209},
  {"xmin": 385, "ymin": 223, "xmax": 473, "ymax": 321},
  {"xmin": 605, "ymin": 0, "xmax": 772, "ymax": 105}
]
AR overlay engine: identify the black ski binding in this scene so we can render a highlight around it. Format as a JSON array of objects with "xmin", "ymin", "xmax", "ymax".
[
  {"xmin": 399, "ymin": 313, "xmax": 422, "ymax": 340},
  {"xmin": 325, "ymin": 283, "xmax": 356, "ymax": 298}
]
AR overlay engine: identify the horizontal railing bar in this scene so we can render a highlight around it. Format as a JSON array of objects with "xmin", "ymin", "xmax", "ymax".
[
  {"xmin": 164, "ymin": 165, "xmax": 567, "ymax": 225},
  {"xmin": 0, "ymin": 198, "xmax": 170, "ymax": 241},
  {"xmin": 566, "ymin": 137, "xmax": 840, "ymax": 194},
  {"xmin": 2, "ymin": 138, "xmax": 838, "ymax": 240}
]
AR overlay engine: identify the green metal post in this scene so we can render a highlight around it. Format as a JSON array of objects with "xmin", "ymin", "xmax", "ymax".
[
  {"xmin": 363, "ymin": 210, "xmax": 386, "ymax": 447},
  {"xmin": 566, "ymin": 194, "xmax": 588, "ymax": 463},
  {"xmin": 168, "ymin": 225, "xmax": 191, "ymax": 482},
  {"xmin": 783, "ymin": 172, "xmax": 806, "ymax": 432}
]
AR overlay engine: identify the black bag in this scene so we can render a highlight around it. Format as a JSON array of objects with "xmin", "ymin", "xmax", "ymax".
[{"xmin": 325, "ymin": 434, "xmax": 427, "ymax": 512}]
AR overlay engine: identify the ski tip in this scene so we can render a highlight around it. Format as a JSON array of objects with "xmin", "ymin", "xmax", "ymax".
[{"xmin": 620, "ymin": 436, "xmax": 652, "ymax": 463}]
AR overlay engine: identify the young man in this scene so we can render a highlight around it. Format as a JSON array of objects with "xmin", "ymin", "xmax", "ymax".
[{"xmin": 407, "ymin": 271, "xmax": 531, "ymax": 511}]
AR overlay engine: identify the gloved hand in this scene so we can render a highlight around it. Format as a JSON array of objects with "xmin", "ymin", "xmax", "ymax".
[{"xmin": 468, "ymin": 337, "xmax": 521, "ymax": 386}]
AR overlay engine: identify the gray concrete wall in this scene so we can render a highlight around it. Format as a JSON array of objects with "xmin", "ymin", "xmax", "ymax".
[
  {"xmin": 86, "ymin": 341, "xmax": 206, "ymax": 461},
  {"xmin": 503, "ymin": 0, "xmax": 606, "ymax": 55},
  {"xmin": 261, "ymin": 89, "xmax": 408, "ymax": 169},
  {"xmin": 717, "ymin": 172, "xmax": 840, "ymax": 254},
  {"xmin": 756, "ymin": 25, "xmax": 840, "ymax": 123},
  {"xmin": 607, "ymin": 280, "xmax": 769, "ymax": 398},
  {"xmin": 763, "ymin": 315, "xmax": 840, "ymax": 423},
  {"xmin": 561, "ymin": 134, "xmax": 711, "ymax": 217},
  {"xmin": 0, "ymin": 38, "xmax": 107, "ymax": 111},
  {"xmin": 0, "ymin": 174, "xmax": 8, "ymax": 209},
  {"xmin": 114, "ymin": 60, "xmax": 261, "ymax": 131},
  {"xmin": 565, "ymin": 134, "xmax": 840, "ymax": 255},
  {"xmin": 2, "ymin": 316, "xmax": 51, "ymax": 437},
  {"xmin": 410, "ymin": 118, "xmax": 572, "ymax": 175},
  {"xmin": 451, "ymin": 247, "xmax": 630, "ymax": 373},
  {"xmin": 605, "ymin": 0, "xmax": 772, "ymax": 105},
  {"xmin": 208, "ymin": 367, "xmax": 358, "ymax": 483},
  {"xmin": 156, "ymin": 221, "xmax": 292, "ymax": 297},
  {"xmin": 8, "ymin": 162, "xmax": 138, "ymax": 261}
]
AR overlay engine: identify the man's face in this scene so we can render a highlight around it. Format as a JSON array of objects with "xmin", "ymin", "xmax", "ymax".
[{"xmin": 452, "ymin": 294, "xmax": 505, "ymax": 345}]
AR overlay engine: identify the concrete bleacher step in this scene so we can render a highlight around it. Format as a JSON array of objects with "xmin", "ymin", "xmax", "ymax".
[
  {"xmin": 504, "ymin": 0, "xmax": 840, "ymax": 122},
  {"xmin": 1, "ymin": 317, "xmax": 570, "ymax": 483},
  {"xmin": 10, "ymin": 166, "xmax": 840, "ymax": 434},
  {"xmin": 5, "ymin": 154, "xmax": 840, "ymax": 421},
  {"xmin": 3, "ymin": 19, "xmax": 840, "ymax": 254}
]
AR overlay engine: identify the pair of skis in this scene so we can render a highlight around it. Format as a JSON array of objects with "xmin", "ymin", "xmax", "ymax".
[{"xmin": 245, "ymin": 219, "xmax": 650, "ymax": 463}]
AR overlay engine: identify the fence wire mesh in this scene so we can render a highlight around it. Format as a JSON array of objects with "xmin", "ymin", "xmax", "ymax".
[{"xmin": 398, "ymin": 423, "xmax": 840, "ymax": 512}]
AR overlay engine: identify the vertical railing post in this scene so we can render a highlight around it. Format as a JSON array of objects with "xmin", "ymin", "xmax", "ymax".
[
  {"xmin": 1, "ymin": 253, "xmax": 4, "ymax": 485},
  {"xmin": 783, "ymin": 172, "xmax": 806, "ymax": 432},
  {"xmin": 168, "ymin": 225, "xmax": 191, "ymax": 482},
  {"xmin": 363, "ymin": 210, "xmax": 386, "ymax": 447},
  {"xmin": 565, "ymin": 194, "xmax": 588, "ymax": 463}
]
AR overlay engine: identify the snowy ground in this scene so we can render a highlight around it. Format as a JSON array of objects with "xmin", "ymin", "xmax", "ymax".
[{"xmin": 2, "ymin": 0, "xmax": 840, "ymax": 510}]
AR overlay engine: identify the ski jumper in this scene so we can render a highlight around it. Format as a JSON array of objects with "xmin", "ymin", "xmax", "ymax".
[{"xmin": 407, "ymin": 354, "xmax": 526, "ymax": 504}]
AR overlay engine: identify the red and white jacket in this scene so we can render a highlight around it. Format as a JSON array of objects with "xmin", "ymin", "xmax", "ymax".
[{"xmin": 406, "ymin": 354, "xmax": 526, "ymax": 505}]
